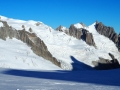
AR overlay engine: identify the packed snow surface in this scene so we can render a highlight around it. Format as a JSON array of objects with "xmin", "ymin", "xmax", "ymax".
[{"xmin": 0, "ymin": 68, "xmax": 120, "ymax": 90}]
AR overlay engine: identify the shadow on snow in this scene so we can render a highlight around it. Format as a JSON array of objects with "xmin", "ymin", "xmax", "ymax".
[
  {"xmin": 70, "ymin": 56, "xmax": 94, "ymax": 70},
  {"xmin": 2, "ymin": 56, "xmax": 120, "ymax": 86}
]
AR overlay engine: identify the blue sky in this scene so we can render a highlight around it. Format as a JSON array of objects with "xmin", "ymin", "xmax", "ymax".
[{"xmin": 0, "ymin": 0, "xmax": 120, "ymax": 33}]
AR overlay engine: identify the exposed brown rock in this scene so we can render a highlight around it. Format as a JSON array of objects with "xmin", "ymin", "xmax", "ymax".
[
  {"xmin": 22, "ymin": 25, "xmax": 25, "ymax": 29},
  {"xmin": 0, "ymin": 21, "xmax": 19, "ymax": 40},
  {"xmin": 69, "ymin": 24, "xmax": 82, "ymax": 39},
  {"xmin": 95, "ymin": 22, "xmax": 120, "ymax": 51},
  {"xmin": 1, "ymin": 21, "xmax": 9, "ymax": 27},
  {"xmin": 0, "ymin": 21, "xmax": 61, "ymax": 68},
  {"xmin": 56, "ymin": 25, "xmax": 63, "ymax": 32},
  {"xmin": 92, "ymin": 53, "xmax": 120, "ymax": 70},
  {"xmin": 80, "ymin": 22, "xmax": 86, "ymax": 28},
  {"xmin": 35, "ymin": 22, "xmax": 42, "ymax": 26},
  {"xmin": 56, "ymin": 25, "xmax": 69, "ymax": 35},
  {"xmin": 69, "ymin": 24, "xmax": 96, "ymax": 47},
  {"xmin": 86, "ymin": 32, "xmax": 96, "ymax": 46},
  {"xmin": 18, "ymin": 30, "xmax": 61, "ymax": 67},
  {"xmin": 29, "ymin": 27, "xmax": 32, "ymax": 32}
]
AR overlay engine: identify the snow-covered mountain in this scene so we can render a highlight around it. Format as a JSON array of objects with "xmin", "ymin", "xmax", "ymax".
[{"xmin": 0, "ymin": 15, "xmax": 120, "ymax": 70}]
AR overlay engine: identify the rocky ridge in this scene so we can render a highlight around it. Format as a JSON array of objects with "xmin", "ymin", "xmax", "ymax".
[
  {"xmin": 0, "ymin": 20, "xmax": 61, "ymax": 68},
  {"xmin": 95, "ymin": 21, "xmax": 120, "ymax": 51},
  {"xmin": 0, "ymin": 16, "xmax": 120, "ymax": 70},
  {"xmin": 56, "ymin": 25, "xmax": 69, "ymax": 34},
  {"xmin": 92, "ymin": 53, "xmax": 120, "ymax": 70},
  {"xmin": 56, "ymin": 23, "xmax": 96, "ymax": 47},
  {"xmin": 56, "ymin": 22, "xmax": 120, "ymax": 70}
]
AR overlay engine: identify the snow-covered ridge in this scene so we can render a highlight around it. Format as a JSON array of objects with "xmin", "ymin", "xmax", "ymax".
[
  {"xmin": 0, "ymin": 15, "xmax": 53, "ymax": 32},
  {"xmin": 74, "ymin": 23, "xmax": 83, "ymax": 29},
  {"xmin": 0, "ymin": 15, "xmax": 120, "ymax": 70},
  {"xmin": 74, "ymin": 22, "xmax": 87, "ymax": 29}
]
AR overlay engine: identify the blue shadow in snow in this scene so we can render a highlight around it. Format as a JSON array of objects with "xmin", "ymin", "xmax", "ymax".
[
  {"xmin": 70, "ymin": 56, "xmax": 94, "ymax": 70},
  {"xmin": 2, "ymin": 56, "xmax": 120, "ymax": 86}
]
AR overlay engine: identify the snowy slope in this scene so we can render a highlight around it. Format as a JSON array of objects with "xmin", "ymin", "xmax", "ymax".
[
  {"xmin": 0, "ymin": 38, "xmax": 61, "ymax": 70},
  {"xmin": 0, "ymin": 15, "xmax": 120, "ymax": 70}
]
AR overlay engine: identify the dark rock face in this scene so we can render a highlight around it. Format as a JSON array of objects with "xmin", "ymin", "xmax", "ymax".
[
  {"xmin": 56, "ymin": 24, "xmax": 96, "ymax": 47},
  {"xmin": 69, "ymin": 25, "xmax": 96, "ymax": 47},
  {"xmin": 69, "ymin": 24, "xmax": 83, "ymax": 39},
  {"xmin": 69, "ymin": 25, "xmax": 77, "ymax": 37},
  {"xmin": 56, "ymin": 25, "xmax": 69, "ymax": 34},
  {"xmin": 0, "ymin": 20, "xmax": 61, "ymax": 68},
  {"xmin": 117, "ymin": 34, "xmax": 120, "ymax": 50},
  {"xmin": 56, "ymin": 25, "xmax": 63, "ymax": 32},
  {"xmin": 95, "ymin": 22, "xmax": 120, "ymax": 51},
  {"xmin": 92, "ymin": 53, "xmax": 120, "ymax": 70},
  {"xmin": 29, "ymin": 27, "xmax": 32, "ymax": 32},
  {"xmin": 80, "ymin": 22, "xmax": 86, "ymax": 28},
  {"xmin": 86, "ymin": 32, "xmax": 95, "ymax": 46},
  {"xmin": 0, "ymin": 26, "xmax": 19, "ymax": 40}
]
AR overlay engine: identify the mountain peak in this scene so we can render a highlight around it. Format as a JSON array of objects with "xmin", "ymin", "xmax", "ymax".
[{"xmin": 74, "ymin": 22, "xmax": 87, "ymax": 29}]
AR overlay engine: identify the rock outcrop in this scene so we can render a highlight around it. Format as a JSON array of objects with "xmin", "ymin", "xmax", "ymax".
[
  {"xmin": 56, "ymin": 25, "xmax": 69, "ymax": 34},
  {"xmin": 92, "ymin": 53, "xmax": 120, "ymax": 70},
  {"xmin": 80, "ymin": 22, "xmax": 86, "ymax": 28},
  {"xmin": 0, "ymin": 20, "xmax": 61, "ymax": 68},
  {"xmin": 0, "ymin": 21, "xmax": 19, "ymax": 40},
  {"xmin": 86, "ymin": 32, "xmax": 95, "ymax": 46},
  {"xmin": 116, "ymin": 34, "xmax": 120, "ymax": 51},
  {"xmin": 69, "ymin": 24, "xmax": 83, "ymax": 39},
  {"xmin": 69, "ymin": 24, "xmax": 96, "ymax": 47},
  {"xmin": 56, "ymin": 25, "xmax": 64, "ymax": 32},
  {"xmin": 95, "ymin": 22, "xmax": 120, "ymax": 51}
]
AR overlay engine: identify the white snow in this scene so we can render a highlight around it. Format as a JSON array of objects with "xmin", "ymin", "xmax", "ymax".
[
  {"xmin": 0, "ymin": 38, "xmax": 61, "ymax": 70},
  {"xmin": 74, "ymin": 23, "xmax": 84, "ymax": 29},
  {"xmin": 0, "ymin": 15, "xmax": 120, "ymax": 70},
  {"xmin": 0, "ymin": 15, "xmax": 120, "ymax": 90},
  {"xmin": 61, "ymin": 26, "xmax": 69, "ymax": 32},
  {"xmin": 0, "ymin": 20, "xmax": 3, "ymax": 27}
]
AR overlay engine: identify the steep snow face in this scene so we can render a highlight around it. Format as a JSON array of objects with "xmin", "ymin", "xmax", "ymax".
[
  {"xmin": 74, "ymin": 23, "xmax": 83, "ymax": 29},
  {"xmin": 60, "ymin": 26, "xmax": 68, "ymax": 31},
  {"xmin": 0, "ymin": 38, "xmax": 61, "ymax": 70},
  {"xmin": 0, "ymin": 15, "xmax": 120, "ymax": 70},
  {"xmin": 74, "ymin": 23, "xmax": 87, "ymax": 29},
  {"xmin": 87, "ymin": 23, "xmax": 120, "ymax": 60},
  {"xmin": 0, "ymin": 22, "xmax": 3, "ymax": 27}
]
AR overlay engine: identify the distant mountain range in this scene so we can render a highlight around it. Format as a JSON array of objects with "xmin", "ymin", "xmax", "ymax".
[{"xmin": 0, "ymin": 15, "xmax": 120, "ymax": 70}]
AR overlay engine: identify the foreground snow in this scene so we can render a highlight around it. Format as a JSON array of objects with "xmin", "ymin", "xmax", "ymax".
[{"xmin": 0, "ymin": 68, "xmax": 120, "ymax": 90}]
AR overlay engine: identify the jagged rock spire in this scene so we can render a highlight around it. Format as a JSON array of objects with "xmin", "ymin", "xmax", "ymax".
[{"xmin": 95, "ymin": 21, "xmax": 120, "ymax": 51}]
